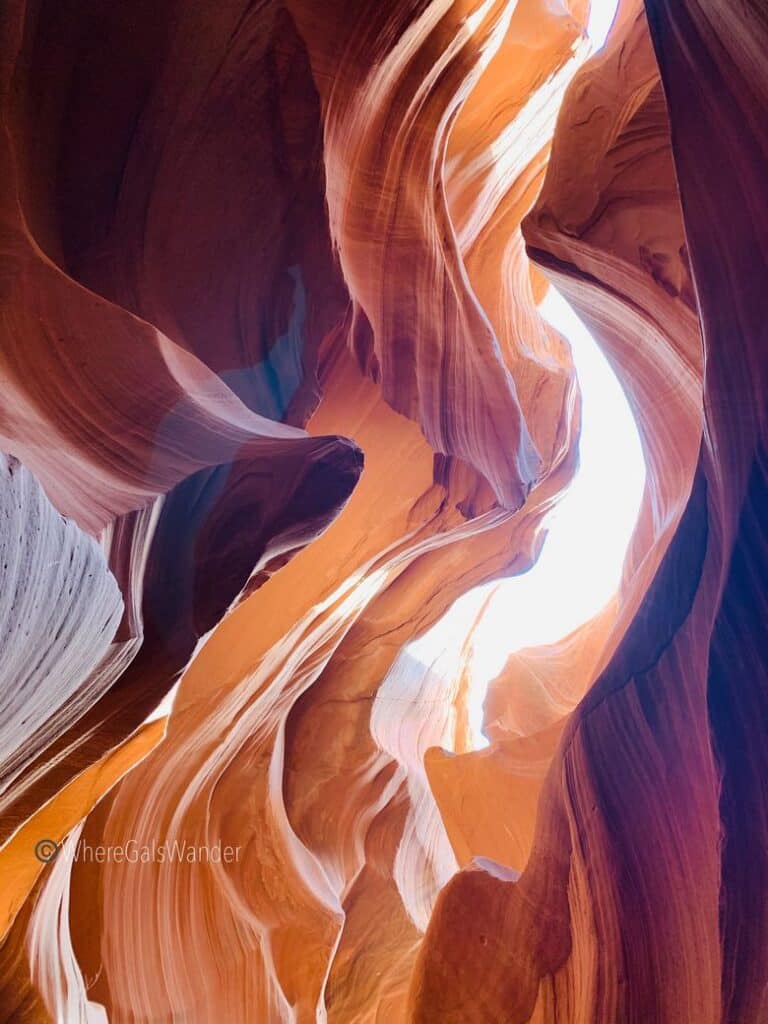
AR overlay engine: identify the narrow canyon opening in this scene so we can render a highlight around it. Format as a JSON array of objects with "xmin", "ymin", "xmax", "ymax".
[{"xmin": 395, "ymin": 284, "xmax": 645, "ymax": 757}]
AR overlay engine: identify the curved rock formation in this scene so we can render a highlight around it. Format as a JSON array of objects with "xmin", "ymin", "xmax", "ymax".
[
  {"xmin": 425, "ymin": 0, "xmax": 703, "ymax": 879},
  {"xmin": 1, "ymin": 0, "xmax": 766, "ymax": 1021},
  {"xmin": 411, "ymin": 1, "xmax": 768, "ymax": 1021}
]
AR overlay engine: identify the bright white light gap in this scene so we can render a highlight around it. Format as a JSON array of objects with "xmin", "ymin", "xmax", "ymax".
[
  {"xmin": 407, "ymin": 286, "xmax": 645, "ymax": 750},
  {"xmin": 587, "ymin": 0, "xmax": 621, "ymax": 50}
]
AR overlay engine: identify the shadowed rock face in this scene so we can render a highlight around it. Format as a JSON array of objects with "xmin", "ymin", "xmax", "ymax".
[{"xmin": 0, "ymin": 0, "xmax": 764, "ymax": 1021}]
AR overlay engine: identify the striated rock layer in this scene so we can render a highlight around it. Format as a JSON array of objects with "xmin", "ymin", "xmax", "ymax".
[
  {"xmin": 411, "ymin": 0, "xmax": 768, "ymax": 1021},
  {"xmin": 0, "ymin": 0, "xmax": 765, "ymax": 1021}
]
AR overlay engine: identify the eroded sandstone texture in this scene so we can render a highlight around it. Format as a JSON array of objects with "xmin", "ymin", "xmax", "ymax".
[{"xmin": 0, "ymin": 0, "xmax": 765, "ymax": 1021}]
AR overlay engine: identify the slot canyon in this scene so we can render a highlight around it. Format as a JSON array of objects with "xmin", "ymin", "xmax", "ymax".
[{"xmin": 0, "ymin": 0, "xmax": 767, "ymax": 1021}]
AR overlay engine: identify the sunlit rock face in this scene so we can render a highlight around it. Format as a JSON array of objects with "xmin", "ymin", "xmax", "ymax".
[{"xmin": 0, "ymin": 0, "xmax": 765, "ymax": 1022}]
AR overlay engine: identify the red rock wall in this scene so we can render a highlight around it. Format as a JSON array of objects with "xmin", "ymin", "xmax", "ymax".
[{"xmin": 1, "ymin": 0, "xmax": 765, "ymax": 1021}]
